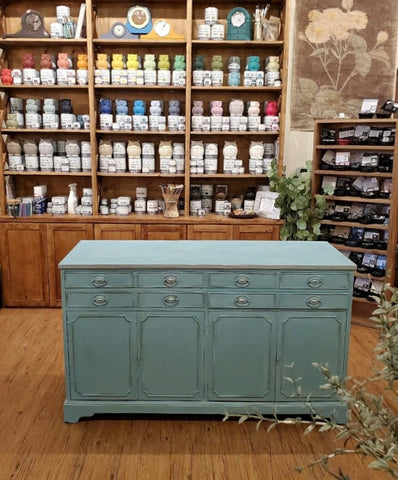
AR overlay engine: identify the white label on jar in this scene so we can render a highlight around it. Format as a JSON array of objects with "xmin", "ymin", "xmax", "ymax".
[
  {"xmin": 190, "ymin": 199, "xmax": 202, "ymax": 215},
  {"xmin": 56, "ymin": 5, "xmax": 70, "ymax": 23},
  {"xmin": 25, "ymin": 155, "xmax": 39, "ymax": 171},
  {"xmin": 192, "ymin": 70, "xmax": 204, "ymax": 86},
  {"xmin": 215, "ymin": 200, "xmax": 225, "ymax": 214},
  {"xmin": 134, "ymin": 199, "xmax": 146, "ymax": 214},
  {"xmin": 50, "ymin": 22, "xmax": 64, "ymax": 37},
  {"xmin": 205, "ymin": 7, "xmax": 218, "ymax": 25},
  {"xmin": 82, "ymin": 156, "xmax": 92, "ymax": 172},
  {"xmin": 69, "ymin": 156, "xmax": 81, "ymax": 172},
  {"xmin": 142, "ymin": 157, "xmax": 155, "ymax": 173},
  {"xmin": 146, "ymin": 200, "xmax": 159, "ymax": 215},
  {"xmin": 40, "ymin": 156, "xmax": 54, "ymax": 171},
  {"xmin": 129, "ymin": 157, "xmax": 142, "ymax": 173},
  {"xmin": 244, "ymin": 200, "xmax": 255, "ymax": 212},
  {"xmin": 204, "ymin": 158, "xmax": 218, "ymax": 174},
  {"xmin": 211, "ymin": 70, "xmax": 223, "ymax": 86},
  {"xmin": 115, "ymin": 157, "xmax": 126, "ymax": 173},
  {"xmin": 210, "ymin": 116, "xmax": 222, "ymax": 131},
  {"xmin": 136, "ymin": 187, "xmax": 147, "ymax": 198},
  {"xmin": 211, "ymin": 24, "xmax": 224, "ymax": 40},
  {"xmin": 77, "ymin": 70, "xmax": 88, "ymax": 85},
  {"xmin": 198, "ymin": 24, "xmax": 211, "ymax": 39},
  {"xmin": 8, "ymin": 155, "xmax": 23, "ymax": 169},
  {"xmin": 99, "ymin": 156, "xmax": 109, "ymax": 172}
]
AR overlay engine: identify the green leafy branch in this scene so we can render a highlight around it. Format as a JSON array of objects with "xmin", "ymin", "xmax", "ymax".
[{"xmin": 268, "ymin": 160, "xmax": 326, "ymax": 241}]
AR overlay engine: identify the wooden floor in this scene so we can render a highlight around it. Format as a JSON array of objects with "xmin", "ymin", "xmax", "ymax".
[{"xmin": 0, "ymin": 306, "xmax": 389, "ymax": 480}]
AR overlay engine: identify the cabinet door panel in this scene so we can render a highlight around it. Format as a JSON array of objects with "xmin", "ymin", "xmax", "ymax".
[
  {"xmin": 47, "ymin": 224, "xmax": 94, "ymax": 307},
  {"xmin": 234, "ymin": 225, "xmax": 280, "ymax": 240},
  {"xmin": 0, "ymin": 223, "xmax": 48, "ymax": 306},
  {"xmin": 67, "ymin": 312, "xmax": 137, "ymax": 400},
  {"xmin": 208, "ymin": 311, "xmax": 275, "ymax": 400},
  {"xmin": 140, "ymin": 224, "xmax": 186, "ymax": 240},
  {"xmin": 187, "ymin": 224, "xmax": 233, "ymax": 240},
  {"xmin": 138, "ymin": 312, "xmax": 204, "ymax": 399},
  {"xmin": 94, "ymin": 224, "xmax": 140, "ymax": 240},
  {"xmin": 276, "ymin": 311, "xmax": 348, "ymax": 400}
]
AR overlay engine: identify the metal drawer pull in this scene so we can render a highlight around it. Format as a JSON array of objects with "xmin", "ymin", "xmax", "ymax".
[
  {"xmin": 306, "ymin": 296, "xmax": 322, "ymax": 308},
  {"xmin": 92, "ymin": 295, "xmax": 109, "ymax": 306},
  {"xmin": 92, "ymin": 275, "xmax": 107, "ymax": 287},
  {"xmin": 235, "ymin": 275, "xmax": 250, "ymax": 288},
  {"xmin": 307, "ymin": 276, "xmax": 323, "ymax": 288},
  {"xmin": 164, "ymin": 295, "xmax": 179, "ymax": 306},
  {"xmin": 235, "ymin": 296, "xmax": 250, "ymax": 307},
  {"xmin": 164, "ymin": 275, "xmax": 178, "ymax": 287}
]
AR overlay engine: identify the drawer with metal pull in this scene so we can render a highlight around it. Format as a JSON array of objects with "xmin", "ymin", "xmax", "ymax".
[
  {"xmin": 63, "ymin": 271, "xmax": 134, "ymax": 289},
  {"xmin": 279, "ymin": 272, "xmax": 351, "ymax": 290},
  {"xmin": 208, "ymin": 293, "xmax": 276, "ymax": 309},
  {"xmin": 64, "ymin": 291, "xmax": 135, "ymax": 308},
  {"xmin": 278, "ymin": 293, "xmax": 349, "ymax": 309},
  {"xmin": 137, "ymin": 291, "xmax": 205, "ymax": 308},
  {"xmin": 136, "ymin": 272, "xmax": 205, "ymax": 288},
  {"xmin": 209, "ymin": 272, "xmax": 277, "ymax": 289}
]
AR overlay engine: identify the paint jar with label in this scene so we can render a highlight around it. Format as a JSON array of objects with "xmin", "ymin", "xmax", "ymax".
[
  {"xmin": 146, "ymin": 199, "xmax": 159, "ymax": 215},
  {"xmin": 134, "ymin": 198, "xmax": 146, "ymax": 214},
  {"xmin": 56, "ymin": 5, "xmax": 70, "ymax": 23},
  {"xmin": 50, "ymin": 22, "xmax": 64, "ymax": 38},
  {"xmin": 205, "ymin": 7, "xmax": 218, "ymax": 25}
]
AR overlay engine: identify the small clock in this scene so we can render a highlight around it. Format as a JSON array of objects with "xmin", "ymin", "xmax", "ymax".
[
  {"xmin": 3, "ymin": 9, "xmax": 49, "ymax": 38},
  {"xmin": 154, "ymin": 19, "xmax": 171, "ymax": 37},
  {"xmin": 227, "ymin": 7, "xmax": 252, "ymax": 40},
  {"xmin": 99, "ymin": 21, "xmax": 140, "ymax": 40},
  {"xmin": 112, "ymin": 22, "xmax": 128, "ymax": 38},
  {"xmin": 126, "ymin": 5, "xmax": 152, "ymax": 35},
  {"xmin": 231, "ymin": 11, "xmax": 245, "ymax": 28}
]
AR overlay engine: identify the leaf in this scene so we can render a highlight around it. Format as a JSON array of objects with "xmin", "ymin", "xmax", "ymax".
[
  {"xmin": 369, "ymin": 48, "xmax": 391, "ymax": 68},
  {"xmin": 267, "ymin": 422, "xmax": 278, "ymax": 433},
  {"xmin": 355, "ymin": 51, "xmax": 371, "ymax": 77},
  {"xmin": 310, "ymin": 48, "xmax": 327, "ymax": 57},
  {"xmin": 318, "ymin": 424, "xmax": 332, "ymax": 432},
  {"xmin": 304, "ymin": 423, "xmax": 315, "ymax": 435},
  {"xmin": 349, "ymin": 33, "xmax": 367, "ymax": 51},
  {"xmin": 238, "ymin": 415, "xmax": 249, "ymax": 424},
  {"xmin": 297, "ymin": 219, "xmax": 307, "ymax": 230},
  {"xmin": 298, "ymin": 78, "xmax": 319, "ymax": 102}
]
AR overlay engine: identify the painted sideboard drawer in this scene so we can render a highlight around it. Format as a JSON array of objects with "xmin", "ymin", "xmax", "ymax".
[
  {"xmin": 209, "ymin": 272, "xmax": 277, "ymax": 289},
  {"xmin": 64, "ymin": 271, "xmax": 134, "ymax": 289},
  {"xmin": 278, "ymin": 293, "xmax": 349, "ymax": 309},
  {"xmin": 137, "ymin": 272, "xmax": 205, "ymax": 288},
  {"xmin": 137, "ymin": 291, "xmax": 205, "ymax": 308},
  {"xmin": 64, "ymin": 291, "xmax": 135, "ymax": 308},
  {"xmin": 279, "ymin": 272, "xmax": 350, "ymax": 290},
  {"xmin": 208, "ymin": 293, "xmax": 276, "ymax": 309}
]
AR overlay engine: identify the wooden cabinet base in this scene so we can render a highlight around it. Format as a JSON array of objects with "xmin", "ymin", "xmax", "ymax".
[{"xmin": 0, "ymin": 216, "xmax": 281, "ymax": 307}]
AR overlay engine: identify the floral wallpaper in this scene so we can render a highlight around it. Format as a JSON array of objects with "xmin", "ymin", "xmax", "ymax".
[{"xmin": 290, "ymin": 0, "xmax": 398, "ymax": 130}]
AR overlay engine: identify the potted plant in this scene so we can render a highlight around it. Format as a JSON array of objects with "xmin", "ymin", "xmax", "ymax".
[{"xmin": 268, "ymin": 159, "xmax": 327, "ymax": 241}]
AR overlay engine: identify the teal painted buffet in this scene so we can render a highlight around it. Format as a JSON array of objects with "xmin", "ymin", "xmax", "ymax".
[{"xmin": 59, "ymin": 240, "xmax": 355, "ymax": 423}]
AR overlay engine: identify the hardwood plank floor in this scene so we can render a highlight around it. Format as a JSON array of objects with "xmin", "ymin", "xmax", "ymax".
[{"xmin": 0, "ymin": 307, "xmax": 390, "ymax": 480}]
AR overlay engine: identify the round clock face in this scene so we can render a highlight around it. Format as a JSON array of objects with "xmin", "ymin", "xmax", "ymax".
[
  {"xmin": 112, "ymin": 22, "xmax": 127, "ymax": 38},
  {"xmin": 154, "ymin": 19, "xmax": 171, "ymax": 37},
  {"xmin": 25, "ymin": 12, "xmax": 43, "ymax": 31},
  {"xmin": 127, "ymin": 6, "xmax": 150, "ymax": 29},
  {"xmin": 231, "ymin": 11, "xmax": 245, "ymax": 28}
]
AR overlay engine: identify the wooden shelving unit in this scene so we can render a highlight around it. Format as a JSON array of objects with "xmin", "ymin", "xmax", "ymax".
[
  {"xmin": 0, "ymin": 0, "xmax": 289, "ymax": 306},
  {"xmin": 311, "ymin": 118, "xmax": 398, "ymax": 302}
]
